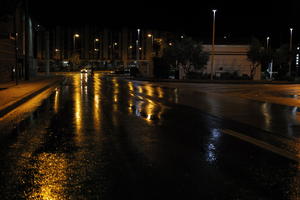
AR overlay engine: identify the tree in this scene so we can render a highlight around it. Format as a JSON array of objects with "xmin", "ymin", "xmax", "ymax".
[
  {"xmin": 273, "ymin": 44, "xmax": 291, "ymax": 79},
  {"xmin": 162, "ymin": 37, "xmax": 209, "ymax": 77},
  {"xmin": 247, "ymin": 38, "xmax": 263, "ymax": 79},
  {"xmin": 247, "ymin": 38, "xmax": 273, "ymax": 79}
]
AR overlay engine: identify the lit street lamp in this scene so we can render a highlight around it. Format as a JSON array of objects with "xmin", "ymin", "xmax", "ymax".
[
  {"xmin": 94, "ymin": 38, "xmax": 99, "ymax": 49},
  {"xmin": 289, "ymin": 28, "xmax": 293, "ymax": 77},
  {"xmin": 94, "ymin": 38, "xmax": 100, "ymax": 59},
  {"xmin": 73, "ymin": 33, "xmax": 80, "ymax": 52},
  {"xmin": 266, "ymin": 36, "xmax": 270, "ymax": 49},
  {"xmin": 136, "ymin": 29, "xmax": 140, "ymax": 68},
  {"xmin": 210, "ymin": 9, "xmax": 217, "ymax": 80},
  {"xmin": 147, "ymin": 33, "xmax": 154, "ymax": 46}
]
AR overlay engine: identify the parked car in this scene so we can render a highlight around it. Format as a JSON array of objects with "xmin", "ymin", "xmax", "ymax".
[{"xmin": 80, "ymin": 66, "xmax": 92, "ymax": 73}]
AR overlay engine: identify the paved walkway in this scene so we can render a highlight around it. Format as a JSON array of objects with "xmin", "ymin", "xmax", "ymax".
[{"xmin": 0, "ymin": 75, "xmax": 64, "ymax": 118}]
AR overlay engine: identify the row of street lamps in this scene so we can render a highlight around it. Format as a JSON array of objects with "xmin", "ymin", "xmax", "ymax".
[{"xmin": 210, "ymin": 9, "xmax": 296, "ymax": 79}]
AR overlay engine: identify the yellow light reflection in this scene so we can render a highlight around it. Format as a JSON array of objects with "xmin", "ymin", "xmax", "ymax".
[
  {"xmin": 144, "ymin": 85, "xmax": 154, "ymax": 97},
  {"xmin": 128, "ymin": 81, "xmax": 134, "ymax": 92},
  {"xmin": 54, "ymin": 89, "xmax": 59, "ymax": 113},
  {"xmin": 93, "ymin": 73, "xmax": 101, "ymax": 132},
  {"xmin": 157, "ymin": 87, "xmax": 164, "ymax": 98},
  {"xmin": 74, "ymin": 75, "xmax": 82, "ymax": 135},
  {"xmin": 145, "ymin": 101, "xmax": 155, "ymax": 123},
  {"xmin": 128, "ymin": 97, "xmax": 133, "ymax": 113},
  {"xmin": 112, "ymin": 78, "xmax": 120, "ymax": 112},
  {"xmin": 138, "ymin": 86, "xmax": 143, "ymax": 94},
  {"xmin": 28, "ymin": 153, "xmax": 67, "ymax": 200}
]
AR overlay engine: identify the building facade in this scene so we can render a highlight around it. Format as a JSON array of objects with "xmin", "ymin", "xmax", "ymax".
[
  {"xmin": 0, "ymin": 3, "xmax": 39, "ymax": 83},
  {"xmin": 202, "ymin": 45, "xmax": 261, "ymax": 80}
]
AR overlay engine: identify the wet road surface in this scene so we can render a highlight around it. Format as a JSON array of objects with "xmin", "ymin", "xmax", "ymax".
[{"xmin": 0, "ymin": 73, "xmax": 299, "ymax": 199}]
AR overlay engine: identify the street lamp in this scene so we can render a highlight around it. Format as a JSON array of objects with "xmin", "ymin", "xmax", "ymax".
[
  {"xmin": 94, "ymin": 38, "xmax": 100, "ymax": 49},
  {"xmin": 136, "ymin": 29, "xmax": 140, "ymax": 68},
  {"xmin": 210, "ymin": 9, "xmax": 217, "ymax": 80},
  {"xmin": 94, "ymin": 38, "xmax": 100, "ymax": 59},
  {"xmin": 289, "ymin": 28, "xmax": 293, "ymax": 77},
  {"xmin": 266, "ymin": 37, "xmax": 270, "ymax": 49},
  {"xmin": 147, "ymin": 33, "xmax": 154, "ymax": 45},
  {"xmin": 73, "ymin": 33, "xmax": 80, "ymax": 52}
]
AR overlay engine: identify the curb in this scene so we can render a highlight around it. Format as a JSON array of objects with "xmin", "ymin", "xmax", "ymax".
[
  {"xmin": 0, "ymin": 77, "xmax": 64, "ymax": 118},
  {"xmin": 126, "ymin": 77, "xmax": 299, "ymax": 85}
]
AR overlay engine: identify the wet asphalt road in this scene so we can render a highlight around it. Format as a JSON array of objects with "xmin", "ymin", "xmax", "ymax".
[{"xmin": 0, "ymin": 73, "xmax": 299, "ymax": 199}]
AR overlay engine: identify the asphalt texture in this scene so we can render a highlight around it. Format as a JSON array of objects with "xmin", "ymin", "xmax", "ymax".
[{"xmin": 0, "ymin": 73, "xmax": 299, "ymax": 200}]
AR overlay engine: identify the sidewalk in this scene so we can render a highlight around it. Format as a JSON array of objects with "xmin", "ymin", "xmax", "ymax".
[
  {"xmin": 0, "ymin": 75, "xmax": 64, "ymax": 118},
  {"xmin": 127, "ymin": 77, "xmax": 299, "ymax": 84}
]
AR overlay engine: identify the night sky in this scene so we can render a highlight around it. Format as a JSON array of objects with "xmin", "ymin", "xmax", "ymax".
[{"xmin": 29, "ymin": 0, "xmax": 299, "ymax": 45}]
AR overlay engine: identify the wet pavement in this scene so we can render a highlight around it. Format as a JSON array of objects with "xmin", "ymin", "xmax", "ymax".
[{"xmin": 0, "ymin": 73, "xmax": 299, "ymax": 199}]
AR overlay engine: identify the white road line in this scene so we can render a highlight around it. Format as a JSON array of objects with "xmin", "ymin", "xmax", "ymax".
[{"xmin": 221, "ymin": 129, "xmax": 300, "ymax": 163}]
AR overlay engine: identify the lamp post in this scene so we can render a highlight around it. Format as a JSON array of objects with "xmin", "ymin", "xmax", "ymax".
[
  {"xmin": 289, "ymin": 28, "xmax": 293, "ymax": 77},
  {"xmin": 94, "ymin": 38, "xmax": 100, "ymax": 59},
  {"xmin": 148, "ymin": 33, "xmax": 154, "ymax": 58},
  {"xmin": 136, "ymin": 29, "xmax": 140, "ymax": 68},
  {"xmin": 147, "ymin": 33, "xmax": 153, "ymax": 46},
  {"xmin": 73, "ymin": 33, "xmax": 80, "ymax": 52},
  {"xmin": 210, "ymin": 9, "xmax": 217, "ymax": 80},
  {"xmin": 266, "ymin": 37, "xmax": 270, "ymax": 49}
]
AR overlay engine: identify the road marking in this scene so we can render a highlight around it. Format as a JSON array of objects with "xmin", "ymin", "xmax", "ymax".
[{"xmin": 221, "ymin": 129, "xmax": 300, "ymax": 163}]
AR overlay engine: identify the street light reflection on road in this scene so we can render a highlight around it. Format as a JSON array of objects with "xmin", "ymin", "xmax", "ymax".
[
  {"xmin": 54, "ymin": 88, "xmax": 59, "ymax": 113},
  {"xmin": 74, "ymin": 74, "xmax": 82, "ymax": 136},
  {"xmin": 28, "ymin": 153, "xmax": 68, "ymax": 200},
  {"xmin": 157, "ymin": 87, "xmax": 164, "ymax": 98},
  {"xmin": 206, "ymin": 128, "xmax": 221, "ymax": 163},
  {"xmin": 93, "ymin": 73, "xmax": 101, "ymax": 132}
]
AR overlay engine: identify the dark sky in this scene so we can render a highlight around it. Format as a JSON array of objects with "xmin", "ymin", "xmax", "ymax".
[{"xmin": 29, "ymin": 0, "xmax": 299, "ymax": 45}]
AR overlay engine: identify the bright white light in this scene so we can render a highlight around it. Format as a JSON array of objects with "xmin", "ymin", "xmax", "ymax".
[{"xmin": 212, "ymin": 9, "xmax": 217, "ymax": 13}]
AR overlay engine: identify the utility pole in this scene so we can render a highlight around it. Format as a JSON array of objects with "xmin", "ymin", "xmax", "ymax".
[
  {"xmin": 24, "ymin": 0, "xmax": 29, "ymax": 80},
  {"xmin": 136, "ymin": 29, "xmax": 140, "ymax": 68},
  {"xmin": 289, "ymin": 28, "xmax": 293, "ymax": 77},
  {"xmin": 210, "ymin": 9, "xmax": 217, "ymax": 80}
]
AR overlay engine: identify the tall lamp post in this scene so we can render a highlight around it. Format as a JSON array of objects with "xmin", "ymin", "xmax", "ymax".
[
  {"xmin": 136, "ymin": 29, "xmax": 140, "ymax": 68},
  {"xmin": 73, "ymin": 33, "xmax": 80, "ymax": 52},
  {"xmin": 148, "ymin": 33, "xmax": 154, "ymax": 58},
  {"xmin": 266, "ymin": 36, "xmax": 270, "ymax": 49},
  {"xmin": 289, "ymin": 28, "xmax": 293, "ymax": 77},
  {"xmin": 94, "ymin": 38, "xmax": 100, "ymax": 59},
  {"xmin": 210, "ymin": 9, "xmax": 217, "ymax": 80},
  {"xmin": 147, "ymin": 33, "xmax": 153, "ymax": 46}
]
